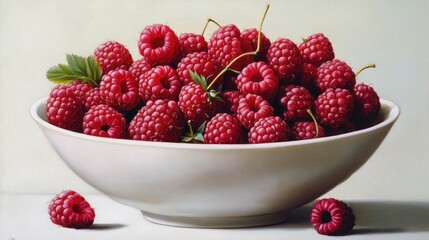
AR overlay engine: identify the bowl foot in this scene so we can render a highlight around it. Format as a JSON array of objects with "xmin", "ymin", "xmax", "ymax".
[{"xmin": 141, "ymin": 210, "xmax": 289, "ymax": 228}]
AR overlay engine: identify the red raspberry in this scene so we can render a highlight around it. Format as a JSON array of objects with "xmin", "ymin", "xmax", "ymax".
[
  {"xmin": 352, "ymin": 83, "xmax": 381, "ymax": 125},
  {"xmin": 84, "ymin": 87, "xmax": 106, "ymax": 110},
  {"xmin": 46, "ymin": 85, "xmax": 83, "ymax": 132},
  {"xmin": 178, "ymin": 83, "xmax": 220, "ymax": 128},
  {"xmin": 237, "ymin": 94, "xmax": 274, "ymax": 129},
  {"xmin": 179, "ymin": 33, "xmax": 208, "ymax": 56},
  {"xmin": 69, "ymin": 80, "xmax": 93, "ymax": 105},
  {"xmin": 240, "ymin": 28, "xmax": 271, "ymax": 61},
  {"xmin": 128, "ymin": 99, "xmax": 184, "ymax": 142},
  {"xmin": 138, "ymin": 24, "xmax": 180, "ymax": 66},
  {"xmin": 266, "ymin": 38, "xmax": 302, "ymax": 85},
  {"xmin": 176, "ymin": 52, "xmax": 223, "ymax": 87},
  {"xmin": 220, "ymin": 90, "xmax": 243, "ymax": 114},
  {"xmin": 94, "ymin": 41, "xmax": 133, "ymax": 74},
  {"xmin": 292, "ymin": 121, "xmax": 325, "ymax": 140},
  {"xmin": 236, "ymin": 61, "xmax": 278, "ymax": 102},
  {"xmin": 82, "ymin": 104, "xmax": 126, "ymax": 139},
  {"xmin": 315, "ymin": 88, "xmax": 354, "ymax": 128},
  {"xmin": 207, "ymin": 24, "xmax": 254, "ymax": 71},
  {"xmin": 48, "ymin": 190, "xmax": 95, "ymax": 229},
  {"xmin": 296, "ymin": 62, "xmax": 317, "ymax": 93},
  {"xmin": 99, "ymin": 69, "xmax": 140, "ymax": 111},
  {"xmin": 277, "ymin": 85, "xmax": 314, "ymax": 122},
  {"xmin": 248, "ymin": 116, "xmax": 290, "ymax": 144},
  {"xmin": 204, "ymin": 113, "xmax": 242, "ymax": 144},
  {"xmin": 128, "ymin": 58, "xmax": 151, "ymax": 84},
  {"xmin": 316, "ymin": 59, "xmax": 356, "ymax": 92},
  {"xmin": 299, "ymin": 33, "xmax": 335, "ymax": 66},
  {"xmin": 311, "ymin": 198, "xmax": 355, "ymax": 236},
  {"xmin": 138, "ymin": 65, "xmax": 182, "ymax": 102}
]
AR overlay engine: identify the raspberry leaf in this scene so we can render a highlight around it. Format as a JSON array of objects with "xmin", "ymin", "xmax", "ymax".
[
  {"xmin": 46, "ymin": 54, "xmax": 102, "ymax": 87},
  {"xmin": 189, "ymin": 70, "xmax": 208, "ymax": 90},
  {"xmin": 181, "ymin": 120, "xmax": 205, "ymax": 143}
]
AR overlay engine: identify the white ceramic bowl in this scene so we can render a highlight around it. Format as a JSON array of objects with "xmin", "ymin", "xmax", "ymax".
[{"xmin": 31, "ymin": 97, "xmax": 399, "ymax": 228}]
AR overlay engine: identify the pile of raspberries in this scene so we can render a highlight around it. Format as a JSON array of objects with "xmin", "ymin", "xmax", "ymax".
[{"xmin": 46, "ymin": 23, "xmax": 381, "ymax": 144}]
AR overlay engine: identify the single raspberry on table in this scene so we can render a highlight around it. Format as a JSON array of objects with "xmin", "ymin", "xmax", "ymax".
[
  {"xmin": 138, "ymin": 65, "xmax": 182, "ymax": 102},
  {"xmin": 94, "ymin": 41, "xmax": 133, "ymax": 74},
  {"xmin": 82, "ymin": 104, "xmax": 126, "ymax": 139},
  {"xmin": 236, "ymin": 61, "xmax": 278, "ymax": 102},
  {"xmin": 99, "ymin": 69, "xmax": 140, "ymax": 111},
  {"xmin": 204, "ymin": 113, "xmax": 243, "ymax": 144},
  {"xmin": 292, "ymin": 121, "xmax": 325, "ymax": 140},
  {"xmin": 315, "ymin": 59, "xmax": 356, "ymax": 92},
  {"xmin": 179, "ymin": 32, "xmax": 208, "ymax": 56},
  {"xmin": 315, "ymin": 88, "xmax": 354, "ymax": 129},
  {"xmin": 128, "ymin": 58, "xmax": 152, "ymax": 84},
  {"xmin": 240, "ymin": 28, "xmax": 271, "ymax": 61},
  {"xmin": 352, "ymin": 83, "xmax": 381, "ymax": 125},
  {"xmin": 176, "ymin": 52, "xmax": 223, "ymax": 87},
  {"xmin": 207, "ymin": 24, "xmax": 254, "ymax": 71},
  {"xmin": 237, "ymin": 93, "xmax": 274, "ymax": 129},
  {"xmin": 311, "ymin": 198, "xmax": 355, "ymax": 236},
  {"xmin": 48, "ymin": 190, "xmax": 95, "ymax": 229},
  {"xmin": 266, "ymin": 38, "xmax": 302, "ymax": 85},
  {"xmin": 298, "ymin": 33, "xmax": 335, "ymax": 66},
  {"xmin": 128, "ymin": 99, "xmax": 184, "ymax": 142},
  {"xmin": 248, "ymin": 116, "xmax": 290, "ymax": 144},
  {"xmin": 138, "ymin": 24, "xmax": 180, "ymax": 66},
  {"xmin": 277, "ymin": 84, "xmax": 314, "ymax": 123},
  {"xmin": 46, "ymin": 85, "xmax": 84, "ymax": 132},
  {"xmin": 220, "ymin": 90, "xmax": 243, "ymax": 114},
  {"xmin": 84, "ymin": 87, "xmax": 106, "ymax": 110}
]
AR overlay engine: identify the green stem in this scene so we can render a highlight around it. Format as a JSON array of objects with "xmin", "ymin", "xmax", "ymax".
[
  {"xmin": 207, "ymin": 4, "xmax": 270, "ymax": 90},
  {"xmin": 201, "ymin": 18, "xmax": 222, "ymax": 36},
  {"xmin": 355, "ymin": 64, "xmax": 376, "ymax": 77}
]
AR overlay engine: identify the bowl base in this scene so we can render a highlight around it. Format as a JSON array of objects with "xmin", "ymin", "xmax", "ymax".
[{"xmin": 141, "ymin": 210, "xmax": 289, "ymax": 228}]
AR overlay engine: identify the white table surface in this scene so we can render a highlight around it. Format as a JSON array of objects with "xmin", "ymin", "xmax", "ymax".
[{"xmin": 1, "ymin": 193, "xmax": 428, "ymax": 240}]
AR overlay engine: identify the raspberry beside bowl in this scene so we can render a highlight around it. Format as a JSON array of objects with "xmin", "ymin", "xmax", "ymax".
[{"xmin": 31, "ymin": 97, "xmax": 399, "ymax": 228}]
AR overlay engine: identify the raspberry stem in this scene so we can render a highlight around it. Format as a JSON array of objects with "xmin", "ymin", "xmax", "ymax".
[
  {"xmin": 207, "ymin": 4, "xmax": 270, "ymax": 90},
  {"xmin": 355, "ymin": 64, "xmax": 376, "ymax": 77},
  {"xmin": 307, "ymin": 109, "xmax": 319, "ymax": 138},
  {"xmin": 201, "ymin": 18, "xmax": 222, "ymax": 36}
]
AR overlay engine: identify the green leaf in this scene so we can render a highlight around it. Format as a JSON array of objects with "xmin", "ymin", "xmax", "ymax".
[
  {"xmin": 194, "ymin": 133, "xmax": 204, "ymax": 142},
  {"xmin": 46, "ymin": 54, "xmax": 102, "ymax": 87},
  {"xmin": 189, "ymin": 70, "xmax": 208, "ymax": 90}
]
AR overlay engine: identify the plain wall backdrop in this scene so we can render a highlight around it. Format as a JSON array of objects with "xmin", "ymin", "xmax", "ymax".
[{"xmin": 0, "ymin": 0, "xmax": 428, "ymax": 201}]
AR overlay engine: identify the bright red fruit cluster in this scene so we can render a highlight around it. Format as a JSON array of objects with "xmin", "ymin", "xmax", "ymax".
[{"xmin": 45, "ymin": 17, "xmax": 381, "ymax": 144}]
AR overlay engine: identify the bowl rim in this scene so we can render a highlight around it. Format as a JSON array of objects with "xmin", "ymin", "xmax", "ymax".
[{"xmin": 30, "ymin": 96, "xmax": 400, "ymax": 150}]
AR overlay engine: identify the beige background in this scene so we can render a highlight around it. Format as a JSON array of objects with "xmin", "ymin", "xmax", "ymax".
[{"xmin": 0, "ymin": 0, "xmax": 428, "ymax": 201}]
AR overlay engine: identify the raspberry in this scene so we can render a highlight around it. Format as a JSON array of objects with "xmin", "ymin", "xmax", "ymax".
[
  {"xmin": 237, "ymin": 94, "xmax": 274, "ymax": 129},
  {"xmin": 99, "ymin": 69, "xmax": 140, "ymax": 111},
  {"xmin": 176, "ymin": 52, "xmax": 223, "ymax": 87},
  {"xmin": 236, "ymin": 61, "xmax": 278, "ymax": 102},
  {"xmin": 277, "ymin": 85, "xmax": 314, "ymax": 122},
  {"xmin": 138, "ymin": 65, "xmax": 182, "ymax": 102},
  {"xmin": 84, "ymin": 87, "xmax": 106, "ymax": 110},
  {"xmin": 138, "ymin": 24, "xmax": 180, "ymax": 66},
  {"xmin": 48, "ymin": 190, "xmax": 95, "ymax": 229},
  {"xmin": 296, "ymin": 62, "xmax": 317, "ymax": 93},
  {"xmin": 315, "ymin": 59, "xmax": 356, "ymax": 92},
  {"xmin": 178, "ymin": 83, "xmax": 220, "ymax": 128},
  {"xmin": 82, "ymin": 104, "xmax": 126, "ymax": 138},
  {"xmin": 69, "ymin": 80, "xmax": 93, "ymax": 105},
  {"xmin": 299, "ymin": 33, "xmax": 335, "ymax": 66},
  {"xmin": 240, "ymin": 28, "xmax": 271, "ymax": 61},
  {"xmin": 248, "ymin": 116, "xmax": 290, "ymax": 143},
  {"xmin": 311, "ymin": 198, "xmax": 355, "ymax": 236},
  {"xmin": 352, "ymin": 83, "xmax": 381, "ymax": 125},
  {"xmin": 128, "ymin": 99, "xmax": 184, "ymax": 142},
  {"xmin": 207, "ymin": 24, "xmax": 254, "ymax": 71},
  {"xmin": 315, "ymin": 88, "xmax": 354, "ymax": 128},
  {"xmin": 292, "ymin": 121, "xmax": 325, "ymax": 140},
  {"xmin": 128, "ymin": 58, "xmax": 152, "ymax": 84},
  {"xmin": 266, "ymin": 38, "xmax": 302, "ymax": 85},
  {"xmin": 94, "ymin": 41, "xmax": 133, "ymax": 74},
  {"xmin": 179, "ymin": 33, "xmax": 208, "ymax": 56},
  {"xmin": 204, "ymin": 113, "xmax": 242, "ymax": 144},
  {"xmin": 220, "ymin": 90, "xmax": 243, "ymax": 114},
  {"xmin": 46, "ymin": 85, "xmax": 83, "ymax": 132}
]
